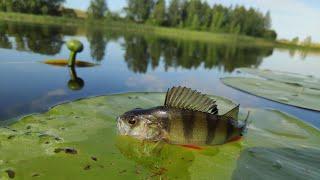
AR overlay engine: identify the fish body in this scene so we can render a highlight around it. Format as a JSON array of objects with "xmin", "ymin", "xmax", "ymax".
[{"xmin": 117, "ymin": 87, "xmax": 247, "ymax": 146}]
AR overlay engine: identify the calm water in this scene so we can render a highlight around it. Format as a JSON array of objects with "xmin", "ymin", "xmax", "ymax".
[{"xmin": 0, "ymin": 21, "xmax": 319, "ymax": 128}]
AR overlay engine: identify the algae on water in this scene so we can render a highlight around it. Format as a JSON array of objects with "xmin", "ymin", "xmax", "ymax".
[{"xmin": 0, "ymin": 93, "xmax": 319, "ymax": 179}]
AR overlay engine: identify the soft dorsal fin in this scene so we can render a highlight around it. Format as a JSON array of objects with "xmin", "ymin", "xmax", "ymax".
[
  {"xmin": 223, "ymin": 105, "xmax": 239, "ymax": 119},
  {"xmin": 164, "ymin": 86, "xmax": 218, "ymax": 114}
]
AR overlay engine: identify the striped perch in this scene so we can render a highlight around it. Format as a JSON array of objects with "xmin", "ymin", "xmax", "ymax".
[{"xmin": 117, "ymin": 86, "xmax": 248, "ymax": 146}]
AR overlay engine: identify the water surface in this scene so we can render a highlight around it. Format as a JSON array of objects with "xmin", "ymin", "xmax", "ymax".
[{"xmin": 0, "ymin": 21, "xmax": 319, "ymax": 127}]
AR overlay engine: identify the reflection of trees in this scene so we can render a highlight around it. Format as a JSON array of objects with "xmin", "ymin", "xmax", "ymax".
[
  {"xmin": 86, "ymin": 28, "xmax": 108, "ymax": 62},
  {"xmin": 122, "ymin": 35, "xmax": 274, "ymax": 73},
  {"xmin": 0, "ymin": 22, "xmax": 77, "ymax": 55},
  {"xmin": 123, "ymin": 35, "xmax": 150, "ymax": 73},
  {"xmin": 0, "ymin": 31, "xmax": 12, "ymax": 49},
  {"xmin": 0, "ymin": 23, "xmax": 12, "ymax": 49},
  {"xmin": 0, "ymin": 21, "xmax": 275, "ymax": 72}
]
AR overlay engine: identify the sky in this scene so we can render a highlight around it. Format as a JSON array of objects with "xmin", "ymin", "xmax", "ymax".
[{"xmin": 65, "ymin": 0, "xmax": 320, "ymax": 42}]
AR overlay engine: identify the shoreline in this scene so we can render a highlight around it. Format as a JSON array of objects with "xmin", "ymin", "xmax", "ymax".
[{"xmin": 0, "ymin": 12, "xmax": 319, "ymax": 51}]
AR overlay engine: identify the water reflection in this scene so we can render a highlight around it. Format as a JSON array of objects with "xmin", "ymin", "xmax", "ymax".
[
  {"xmin": 0, "ymin": 21, "xmax": 319, "ymax": 127},
  {"xmin": 68, "ymin": 66, "xmax": 84, "ymax": 91},
  {"xmin": 122, "ymin": 35, "xmax": 274, "ymax": 73},
  {"xmin": 0, "ymin": 22, "xmax": 73, "ymax": 55},
  {"xmin": 86, "ymin": 28, "xmax": 108, "ymax": 62},
  {"xmin": 0, "ymin": 21, "xmax": 275, "ymax": 72}
]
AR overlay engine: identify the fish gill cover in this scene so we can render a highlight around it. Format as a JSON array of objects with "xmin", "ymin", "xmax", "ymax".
[{"xmin": 0, "ymin": 93, "xmax": 319, "ymax": 179}]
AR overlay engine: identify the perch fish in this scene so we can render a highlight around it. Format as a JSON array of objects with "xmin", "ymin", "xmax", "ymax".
[{"xmin": 117, "ymin": 87, "xmax": 248, "ymax": 146}]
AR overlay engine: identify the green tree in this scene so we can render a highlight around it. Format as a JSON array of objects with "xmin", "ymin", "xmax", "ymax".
[
  {"xmin": 0, "ymin": 0, "xmax": 5, "ymax": 11},
  {"xmin": 126, "ymin": 0, "xmax": 154, "ymax": 22},
  {"xmin": 291, "ymin": 37, "xmax": 299, "ymax": 44},
  {"xmin": 185, "ymin": 0, "xmax": 202, "ymax": 28},
  {"xmin": 263, "ymin": 30, "xmax": 277, "ymax": 40},
  {"xmin": 191, "ymin": 15, "xmax": 200, "ymax": 30},
  {"xmin": 201, "ymin": 2, "xmax": 212, "ymax": 29},
  {"xmin": 210, "ymin": 5, "xmax": 227, "ymax": 32},
  {"xmin": 0, "ymin": 0, "xmax": 65, "ymax": 15},
  {"xmin": 180, "ymin": 0, "xmax": 189, "ymax": 27},
  {"xmin": 303, "ymin": 36, "xmax": 312, "ymax": 47},
  {"xmin": 264, "ymin": 11, "xmax": 271, "ymax": 29},
  {"xmin": 150, "ymin": 0, "xmax": 166, "ymax": 25},
  {"xmin": 88, "ymin": 0, "xmax": 108, "ymax": 19},
  {"xmin": 120, "ymin": 0, "xmax": 277, "ymax": 39},
  {"xmin": 168, "ymin": 0, "xmax": 181, "ymax": 27}
]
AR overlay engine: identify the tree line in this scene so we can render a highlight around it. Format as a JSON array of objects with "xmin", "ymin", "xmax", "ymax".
[
  {"xmin": 0, "ymin": 0, "xmax": 65, "ymax": 16},
  {"xmin": 124, "ymin": 0, "xmax": 276, "ymax": 39},
  {"xmin": 88, "ymin": 0, "xmax": 276, "ymax": 40},
  {"xmin": 0, "ymin": 0, "xmax": 277, "ymax": 40}
]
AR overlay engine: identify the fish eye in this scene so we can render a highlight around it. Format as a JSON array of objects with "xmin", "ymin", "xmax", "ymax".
[{"xmin": 128, "ymin": 119, "xmax": 136, "ymax": 125}]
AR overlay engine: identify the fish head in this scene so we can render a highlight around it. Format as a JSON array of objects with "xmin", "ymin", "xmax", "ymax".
[{"xmin": 117, "ymin": 108, "xmax": 163, "ymax": 141}]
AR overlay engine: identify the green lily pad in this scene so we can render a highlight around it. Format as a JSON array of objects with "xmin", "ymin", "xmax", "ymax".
[
  {"xmin": 222, "ymin": 77, "xmax": 320, "ymax": 111},
  {"xmin": 43, "ymin": 59, "xmax": 97, "ymax": 67},
  {"xmin": 0, "ymin": 93, "xmax": 319, "ymax": 179},
  {"xmin": 238, "ymin": 68, "xmax": 320, "ymax": 90}
]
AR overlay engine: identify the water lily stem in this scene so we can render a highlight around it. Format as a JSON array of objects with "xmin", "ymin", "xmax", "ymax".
[
  {"xmin": 69, "ymin": 66, "xmax": 77, "ymax": 80},
  {"xmin": 68, "ymin": 51, "xmax": 77, "ymax": 67}
]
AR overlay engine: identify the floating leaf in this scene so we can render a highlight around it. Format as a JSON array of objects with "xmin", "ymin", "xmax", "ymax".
[
  {"xmin": 239, "ymin": 68, "xmax": 320, "ymax": 90},
  {"xmin": 0, "ymin": 93, "xmax": 319, "ymax": 179},
  {"xmin": 43, "ymin": 59, "xmax": 97, "ymax": 67},
  {"xmin": 222, "ymin": 77, "xmax": 320, "ymax": 111}
]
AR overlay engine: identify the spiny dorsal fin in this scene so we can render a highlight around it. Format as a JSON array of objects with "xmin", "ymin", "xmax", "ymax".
[
  {"xmin": 223, "ymin": 105, "xmax": 240, "ymax": 120},
  {"xmin": 164, "ymin": 86, "xmax": 218, "ymax": 114}
]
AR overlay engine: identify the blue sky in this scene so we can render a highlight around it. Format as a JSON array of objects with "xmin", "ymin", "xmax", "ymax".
[{"xmin": 65, "ymin": 0, "xmax": 320, "ymax": 42}]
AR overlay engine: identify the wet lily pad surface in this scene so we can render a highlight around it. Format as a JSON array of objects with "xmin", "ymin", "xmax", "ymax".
[
  {"xmin": 222, "ymin": 77, "xmax": 320, "ymax": 111},
  {"xmin": 43, "ymin": 59, "xmax": 97, "ymax": 67},
  {"xmin": 238, "ymin": 68, "xmax": 320, "ymax": 90},
  {"xmin": 0, "ymin": 93, "xmax": 319, "ymax": 179}
]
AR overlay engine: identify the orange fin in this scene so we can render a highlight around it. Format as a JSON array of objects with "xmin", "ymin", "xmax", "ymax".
[
  {"xmin": 180, "ymin": 144, "xmax": 203, "ymax": 150},
  {"xmin": 228, "ymin": 136, "xmax": 243, "ymax": 143}
]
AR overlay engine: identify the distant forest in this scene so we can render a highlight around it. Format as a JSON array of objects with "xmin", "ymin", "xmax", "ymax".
[
  {"xmin": 0, "ymin": 0, "xmax": 277, "ymax": 40},
  {"xmin": 0, "ymin": 0, "xmax": 65, "ymax": 15},
  {"xmin": 124, "ymin": 0, "xmax": 276, "ymax": 39}
]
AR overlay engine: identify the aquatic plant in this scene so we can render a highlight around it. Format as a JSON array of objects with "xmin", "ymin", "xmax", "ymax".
[
  {"xmin": 67, "ymin": 39, "xmax": 84, "ymax": 67},
  {"xmin": 67, "ymin": 66, "xmax": 84, "ymax": 91},
  {"xmin": 221, "ymin": 76, "xmax": 320, "ymax": 111},
  {"xmin": 0, "ymin": 92, "xmax": 319, "ymax": 179},
  {"xmin": 43, "ymin": 39, "xmax": 96, "ymax": 67},
  {"xmin": 238, "ymin": 68, "xmax": 320, "ymax": 90}
]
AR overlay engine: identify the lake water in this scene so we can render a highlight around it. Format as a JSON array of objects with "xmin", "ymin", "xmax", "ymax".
[{"xmin": 0, "ymin": 21, "xmax": 319, "ymax": 128}]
